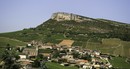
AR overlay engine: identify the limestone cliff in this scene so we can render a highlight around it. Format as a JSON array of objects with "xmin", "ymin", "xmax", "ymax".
[{"xmin": 51, "ymin": 12, "xmax": 92, "ymax": 22}]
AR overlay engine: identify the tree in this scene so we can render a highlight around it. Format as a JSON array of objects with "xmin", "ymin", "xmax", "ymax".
[
  {"xmin": 81, "ymin": 53, "xmax": 91, "ymax": 61},
  {"xmin": 52, "ymin": 50, "xmax": 60, "ymax": 58},
  {"xmin": 37, "ymin": 54, "xmax": 44, "ymax": 60},
  {"xmin": 32, "ymin": 60, "xmax": 40, "ymax": 68},
  {"xmin": 6, "ymin": 44, "xmax": 11, "ymax": 50},
  {"xmin": 72, "ymin": 52, "xmax": 80, "ymax": 58},
  {"xmin": 1, "ymin": 49, "xmax": 21, "ymax": 69}
]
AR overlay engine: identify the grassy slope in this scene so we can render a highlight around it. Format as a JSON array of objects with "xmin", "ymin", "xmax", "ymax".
[
  {"xmin": 0, "ymin": 37, "xmax": 26, "ymax": 47},
  {"xmin": 0, "ymin": 37, "xmax": 26, "ymax": 59},
  {"xmin": 46, "ymin": 62, "xmax": 78, "ymax": 69},
  {"xmin": 46, "ymin": 59, "xmax": 130, "ymax": 69},
  {"xmin": 86, "ymin": 38, "xmax": 130, "ymax": 57},
  {"xmin": 109, "ymin": 57, "xmax": 130, "ymax": 69},
  {"xmin": 0, "ymin": 30, "xmax": 42, "ymax": 42}
]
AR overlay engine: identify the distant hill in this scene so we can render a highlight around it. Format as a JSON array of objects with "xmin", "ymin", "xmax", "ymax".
[{"xmin": 0, "ymin": 12, "xmax": 130, "ymax": 57}]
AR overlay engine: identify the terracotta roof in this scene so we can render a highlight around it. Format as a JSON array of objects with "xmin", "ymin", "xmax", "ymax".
[
  {"xmin": 76, "ymin": 60, "xmax": 88, "ymax": 64},
  {"xmin": 20, "ymin": 61, "xmax": 31, "ymax": 65}
]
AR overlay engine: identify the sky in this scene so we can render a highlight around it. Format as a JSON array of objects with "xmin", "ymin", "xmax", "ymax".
[{"xmin": 0, "ymin": 0, "xmax": 130, "ymax": 33}]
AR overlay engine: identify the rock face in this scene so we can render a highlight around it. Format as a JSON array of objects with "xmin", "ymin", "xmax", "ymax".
[{"xmin": 51, "ymin": 12, "xmax": 92, "ymax": 22}]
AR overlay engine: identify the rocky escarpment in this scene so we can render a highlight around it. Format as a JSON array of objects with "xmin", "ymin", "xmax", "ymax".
[{"xmin": 51, "ymin": 12, "xmax": 92, "ymax": 22}]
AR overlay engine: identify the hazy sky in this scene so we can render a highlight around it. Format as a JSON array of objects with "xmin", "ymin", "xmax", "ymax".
[{"xmin": 0, "ymin": 0, "xmax": 130, "ymax": 33}]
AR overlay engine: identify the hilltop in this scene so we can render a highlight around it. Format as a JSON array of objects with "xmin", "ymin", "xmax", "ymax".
[
  {"xmin": 0, "ymin": 12, "xmax": 130, "ymax": 57},
  {"xmin": 51, "ymin": 12, "xmax": 93, "ymax": 22}
]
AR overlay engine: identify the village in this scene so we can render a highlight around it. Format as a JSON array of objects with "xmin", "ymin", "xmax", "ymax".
[{"xmin": 5, "ymin": 39, "xmax": 112, "ymax": 69}]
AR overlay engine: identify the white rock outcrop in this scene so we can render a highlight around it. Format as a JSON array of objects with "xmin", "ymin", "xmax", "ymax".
[{"xmin": 51, "ymin": 12, "xmax": 92, "ymax": 22}]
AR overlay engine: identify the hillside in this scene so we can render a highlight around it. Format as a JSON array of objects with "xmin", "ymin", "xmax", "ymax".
[
  {"xmin": 0, "ymin": 37, "xmax": 26, "ymax": 47},
  {"xmin": 0, "ymin": 37, "xmax": 26, "ymax": 58},
  {"xmin": 0, "ymin": 12, "xmax": 130, "ymax": 57}
]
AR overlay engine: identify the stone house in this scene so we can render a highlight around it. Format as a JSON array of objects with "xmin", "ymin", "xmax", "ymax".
[
  {"xmin": 38, "ymin": 49, "xmax": 52, "ymax": 58},
  {"xmin": 22, "ymin": 47, "xmax": 38, "ymax": 57}
]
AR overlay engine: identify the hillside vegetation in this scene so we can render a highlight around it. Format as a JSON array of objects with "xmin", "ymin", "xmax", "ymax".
[
  {"xmin": 0, "ymin": 12, "xmax": 130, "ymax": 57},
  {"xmin": 0, "ymin": 37, "xmax": 26, "ymax": 47},
  {"xmin": 109, "ymin": 57, "xmax": 130, "ymax": 68},
  {"xmin": 0, "ymin": 37, "xmax": 26, "ymax": 59},
  {"xmin": 46, "ymin": 62, "xmax": 78, "ymax": 69}
]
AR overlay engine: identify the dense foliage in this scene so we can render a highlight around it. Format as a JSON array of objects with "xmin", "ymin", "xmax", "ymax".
[{"xmin": 0, "ymin": 48, "xmax": 21, "ymax": 69}]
